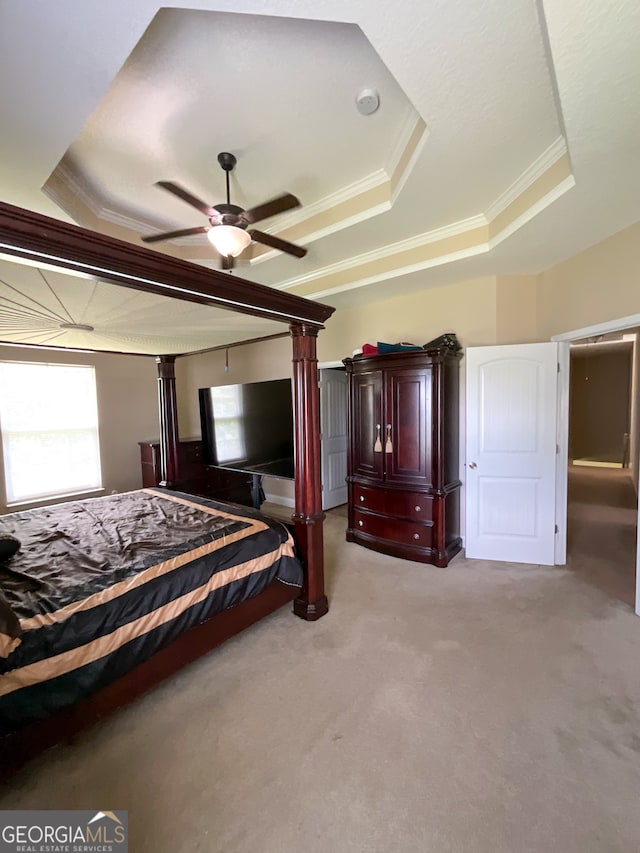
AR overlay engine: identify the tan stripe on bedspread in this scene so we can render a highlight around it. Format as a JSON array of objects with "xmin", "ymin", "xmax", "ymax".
[
  {"xmin": 0, "ymin": 540, "xmax": 295, "ymax": 698},
  {"xmin": 19, "ymin": 490, "xmax": 270, "ymax": 633}
]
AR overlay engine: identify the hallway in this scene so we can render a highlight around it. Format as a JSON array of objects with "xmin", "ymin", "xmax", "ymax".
[{"xmin": 567, "ymin": 465, "xmax": 637, "ymax": 608}]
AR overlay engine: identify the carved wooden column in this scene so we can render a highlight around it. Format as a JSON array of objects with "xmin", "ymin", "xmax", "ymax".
[
  {"xmin": 290, "ymin": 323, "xmax": 328, "ymax": 620},
  {"xmin": 156, "ymin": 355, "xmax": 180, "ymax": 488}
]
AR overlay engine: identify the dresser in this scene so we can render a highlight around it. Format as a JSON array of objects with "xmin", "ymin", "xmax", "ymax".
[
  {"xmin": 343, "ymin": 347, "xmax": 461, "ymax": 566},
  {"xmin": 138, "ymin": 438, "xmax": 254, "ymax": 506}
]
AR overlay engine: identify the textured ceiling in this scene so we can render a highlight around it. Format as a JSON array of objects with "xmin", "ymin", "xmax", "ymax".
[
  {"xmin": 0, "ymin": 259, "xmax": 284, "ymax": 355},
  {"xmin": 0, "ymin": 0, "xmax": 639, "ymax": 353}
]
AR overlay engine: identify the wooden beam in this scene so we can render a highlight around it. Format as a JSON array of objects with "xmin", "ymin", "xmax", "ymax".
[{"xmin": 0, "ymin": 201, "xmax": 335, "ymax": 329}]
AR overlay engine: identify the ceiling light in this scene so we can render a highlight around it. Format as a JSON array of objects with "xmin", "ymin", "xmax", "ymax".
[{"xmin": 206, "ymin": 225, "xmax": 252, "ymax": 258}]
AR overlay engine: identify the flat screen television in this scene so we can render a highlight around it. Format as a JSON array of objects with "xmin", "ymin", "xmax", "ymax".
[{"xmin": 198, "ymin": 377, "xmax": 295, "ymax": 479}]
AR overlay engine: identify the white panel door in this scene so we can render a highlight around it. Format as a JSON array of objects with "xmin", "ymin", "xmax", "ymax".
[
  {"xmin": 320, "ymin": 369, "xmax": 348, "ymax": 510},
  {"xmin": 466, "ymin": 343, "xmax": 559, "ymax": 564}
]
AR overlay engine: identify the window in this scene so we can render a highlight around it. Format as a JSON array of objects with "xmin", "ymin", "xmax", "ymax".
[{"xmin": 0, "ymin": 362, "xmax": 102, "ymax": 504}]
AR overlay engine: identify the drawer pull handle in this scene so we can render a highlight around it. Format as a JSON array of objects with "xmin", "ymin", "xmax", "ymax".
[
  {"xmin": 359, "ymin": 495, "xmax": 365, "ymax": 502},
  {"xmin": 413, "ymin": 533, "xmax": 420, "ymax": 540},
  {"xmin": 415, "ymin": 505, "xmax": 421, "ymax": 512},
  {"xmin": 358, "ymin": 520, "xmax": 364, "ymax": 527}
]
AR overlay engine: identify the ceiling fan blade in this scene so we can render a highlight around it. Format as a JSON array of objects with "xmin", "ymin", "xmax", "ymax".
[
  {"xmin": 155, "ymin": 181, "xmax": 215, "ymax": 216},
  {"xmin": 142, "ymin": 226, "xmax": 209, "ymax": 244},
  {"xmin": 249, "ymin": 229, "xmax": 307, "ymax": 258},
  {"xmin": 242, "ymin": 193, "xmax": 301, "ymax": 225}
]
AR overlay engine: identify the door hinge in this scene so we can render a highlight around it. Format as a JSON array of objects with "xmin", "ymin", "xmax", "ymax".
[
  {"xmin": 556, "ymin": 443, "xmax": 559, "ymax": 454},
  {"xmin": 555, "ymin": 524, "xmax": 559, "ymax": 534},
  {"xmin": 557, "ymin": 362, "xmax": 560, "ymax": 372}
]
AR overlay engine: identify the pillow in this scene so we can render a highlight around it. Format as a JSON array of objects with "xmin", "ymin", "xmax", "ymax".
[
  {"xmin": 0, "ymin": 589, "xmax": 22, "ymax": 658},
  {"xmin": 0, "ymin": 523, "xmax": 21, "ymax": 560}
]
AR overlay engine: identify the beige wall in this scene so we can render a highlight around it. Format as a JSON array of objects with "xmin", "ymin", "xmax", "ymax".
[
  {"xmin": 317, "ymin": 276, "xmax": 500, "ymax": 363},
  {"xmin": 0, "ymin": 346, "xmax": 159, "ymax": 513},
  {"xmin": 495, "ymin": 275, "xmax": 539, "ymax": 344},
  {"xmin": 537, "ymin": 220, "xmax": 640, "ymax": 339}
]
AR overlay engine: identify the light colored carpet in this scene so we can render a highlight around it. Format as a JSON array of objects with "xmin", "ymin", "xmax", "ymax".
[{"xmin": 2, "ymin": 485, "xmax": 640, "ymax": 853}]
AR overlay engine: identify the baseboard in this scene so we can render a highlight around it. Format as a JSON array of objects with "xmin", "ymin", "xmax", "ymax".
[{"xmin": 263, "ymin": 493, "xmax": 295, "ymax": 508}]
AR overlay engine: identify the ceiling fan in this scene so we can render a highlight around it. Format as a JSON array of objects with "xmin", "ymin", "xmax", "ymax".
[{"xmin": 141, "ymin": 152, "xmax": 307, "ymax": 269}]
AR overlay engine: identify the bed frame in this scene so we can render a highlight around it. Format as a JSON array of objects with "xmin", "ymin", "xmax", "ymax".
[{"xmin": 0, "ymin": 201, "xmax": 335, "ymax": 774}]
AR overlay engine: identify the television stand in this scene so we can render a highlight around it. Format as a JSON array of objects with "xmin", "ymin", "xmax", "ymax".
[{"xmin": 250, "ymin": 473, "xmax": 266, "ymax": 509}]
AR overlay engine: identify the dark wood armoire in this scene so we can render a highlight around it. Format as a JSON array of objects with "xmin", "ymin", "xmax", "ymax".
[{"xmin": 343, "ymin": 346, "xmax": 462, "ymax": 566}]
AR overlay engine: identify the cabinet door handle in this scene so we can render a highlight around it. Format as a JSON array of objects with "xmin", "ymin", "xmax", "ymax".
[
  {"xmin": 415, "ymin": 505, "xmax": 421, "ymax": 512},
  {"xmin": 358, "ymin": 520, "xmax": 364, "ymax": 527},
  {"xmin": 385, "ymin": 424, "xmax": 393, "ymax": 453},
  {"xmin": 359, "ymin": 495, "xmax": 365, "ymax": 502},
  {"xmin": 374, "ymin": 424, "xmax": 382, "ymax": 453},
  {"xmin": 413, "ymin": 533, "xmax": 420, "ymax": 540}
]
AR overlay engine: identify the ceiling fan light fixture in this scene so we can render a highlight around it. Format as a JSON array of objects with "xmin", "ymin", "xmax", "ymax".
[{"xmin": 206, "ymin": 224, "xmax": 252, "ymax": 258}]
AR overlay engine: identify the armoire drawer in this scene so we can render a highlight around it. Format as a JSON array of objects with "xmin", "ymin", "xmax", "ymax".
[
  {"xmin": 352, "ymin": 485, "xmax": 386, "ymax": 514},
  {"xmin": 385, "ymin": 491, "xmax": 433, "ymax": 522},
  {"xmin": 352, "ymin": 510, "xmax": 433, "ymax": 548},
  {"xmin": 352, "ymin": 486, "xmax": 433, "ymax": 522}
]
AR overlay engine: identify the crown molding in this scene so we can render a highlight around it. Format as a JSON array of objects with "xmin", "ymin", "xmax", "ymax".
[
  {"xmin": 276, "ymin": 213, "xmax": 487, "ymax": 291},
  {"xmin": 488, "ymin": 174, "xmax": 576, "ymax": 248},
  {"xmin": 252, "ymin": 114, "xmax": 428, "ymax": 263},
  {"xmin": 48, "ymin": 162, "xmax": 103, "ymax": 218},
  {"xmin": 264, "ymin": 168, "xmax": 389, "ymax": 236},
  {"xmin": 390, "ymin": 118, "xmax": 429, "ymax": 205},
  {"xmin": 485, "ymin": 135, "xmax": 568, "ymax": 223},
  {"xmin": 307, "ymin": 243, "xmax": 489, "ymax": 302},
  {"xmin": 46, "ymin": 162, "xmax": 164, "ymax": 235},
  {"xmin": 386, "ymin": 112, "xmax": 424, "ymax": 177}
]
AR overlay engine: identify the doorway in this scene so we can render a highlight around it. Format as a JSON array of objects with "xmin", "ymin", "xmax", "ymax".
[
  {"xmin": 566, "ymin": 335, "xmax": 637, "ymax": 607},
  {"xmin": 318, "ymin": 366, "xmax": 348, "ymax": 511},
  {"xmin": 554, "ymin": 317, "xmax": 640, "ymax": 614}
]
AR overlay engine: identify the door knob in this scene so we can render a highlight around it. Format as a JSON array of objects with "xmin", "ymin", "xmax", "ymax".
[{"xmin": 469, "ymin": 461, "xmax": 477, "ymax": 469}]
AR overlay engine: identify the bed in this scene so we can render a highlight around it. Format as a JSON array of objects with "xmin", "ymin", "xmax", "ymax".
[{"xmin": 0, "ymin": 201, "xmax": 335, "ymax": 772}]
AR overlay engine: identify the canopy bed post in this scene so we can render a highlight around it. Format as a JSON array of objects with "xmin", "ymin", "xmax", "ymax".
[
  {"xmin": 156, "ymin": 355, "xmax": 180, "ymax": 488},
  {"xmin": 290, "ymin": 322, "xmax": 328, "ymax": 621}
]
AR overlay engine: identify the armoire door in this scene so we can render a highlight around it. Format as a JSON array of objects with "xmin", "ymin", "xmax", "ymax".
[
  {"xmin": 384, "ymin": 368, "xmax": 433, "ymax": 486},
  {"xmin": 350, "ymin": 370, "xmax": 384, "ymax": 480}
]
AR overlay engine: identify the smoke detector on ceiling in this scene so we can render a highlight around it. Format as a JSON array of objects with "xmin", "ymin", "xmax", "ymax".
[{"xmin": 356, "ymin": 88, "xmax": 380, "ymax": 116}]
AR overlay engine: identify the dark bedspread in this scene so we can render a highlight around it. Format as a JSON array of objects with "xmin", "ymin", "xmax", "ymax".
[{"xmin": 0, "ymin": 489, "xmax": 302, "ymax": 736}]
